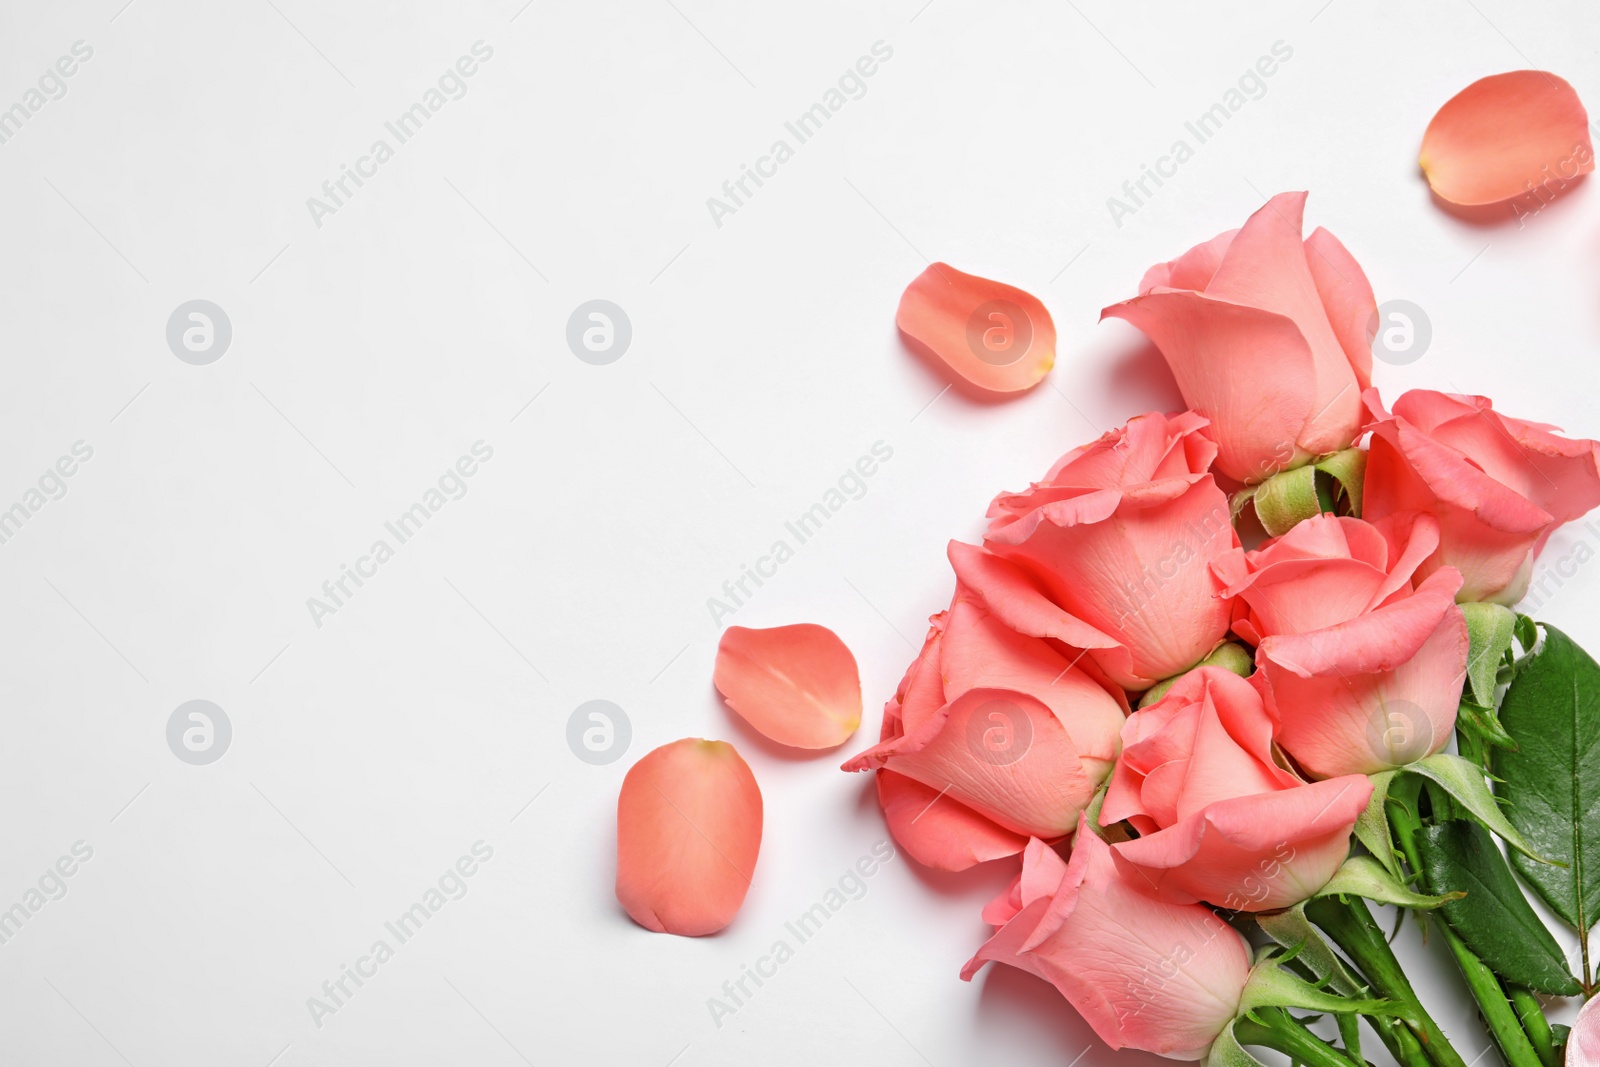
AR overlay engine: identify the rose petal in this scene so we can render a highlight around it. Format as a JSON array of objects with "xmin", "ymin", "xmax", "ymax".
[
  {"xmin": 897, "ymin": 262, "xmax": 1055, "ymax": 393},
  {"xmin": 714, "ymin": 624, "xmax": 862, "ymax": 749},
  {"xmin": 616, "ymin": 739, "xmax": 762, "ymax": 936},
  {"xmin": 1304, "ymin": 227, "xmax": 1376, "ymax": 391},
  {"xmin": 877, "ymin": 771, "xmax": 1028, "ymax": 872},
  {"xmin": 1421, "ymin": 70, "xmax": 1594, "ymax": 206},
  {"xmin": 1570, "ymin": 990, "xmax": 1600, "ymax": 1067},
  {"xmin": 1102, "ymin": 290, "xmax": 1321, "ymax": 484},
  {"xmin": 846, "ymin": 687, "xmax": 1098, "ymax": 839},
  {"xmin": 1112, "ymin": 775, "xmax": 1373, "ymax": 910}
]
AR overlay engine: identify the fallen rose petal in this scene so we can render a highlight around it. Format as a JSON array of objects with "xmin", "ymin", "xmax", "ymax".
[
  {"xmin": 896, "ymin": 262, "xmax": 1055, "ymax": 393},
  {"xmin": 714, "ymin": 624, "xmax": 862, "ymax": 749},
  {"xmin": 1421, "ymin": 70, "xmax": 1593, "ymax": 206},
  {"xmin": 616, "ymin": 739, "xmax": 762, "ymax": 936}
]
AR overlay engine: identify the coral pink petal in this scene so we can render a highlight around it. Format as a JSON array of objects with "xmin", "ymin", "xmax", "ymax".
[
  {"xmin": 896, "ymin": 262, "xmax": 1055, "ymax": 393},
  {"xmin": 714, "ymin": 624, "xmax": 862, "ymax": 749},
  {"xmin": 862, "ymin": 688, "xmax": 1097, "ymax": 839},
  {"xmin": 1258, "ymin": 605, "xmax": 1467, "ymax": 778},
  {"xmin": 1203, "ymin": 192, "xmax": 1363, "ymax": 455},
  {"xmin": 1112, "ymin": 776, "xmax": 1372, "ymax": 910},
  {"xmin": 1103, "ymin": 290, "xmax": 1320, "ymax": 483},
  {"xmin": 941, "ymin": 596, "xmax": 1126, "ymax": 764},
  {"xmin": 616, "ymin": 739, "xmax": 762, "ymax": 936},
  {"xmin": 1421, "ymin": 71, "xmax": 1593, "ymax": 205},
  {"xmin": 1304, "ymin": 227, "xmax": 1376, "ymax": 391},
  {"xmin": 947, "ymin": 541, "xmax": 1119, "ymax": 652},
  {"xmin": 1140, "ymin": 228, "xmax": 1239, "ymax": 294},
  {"xmin": 878, "ymin": 771, "xmax": 1028, "ymax": 872}
]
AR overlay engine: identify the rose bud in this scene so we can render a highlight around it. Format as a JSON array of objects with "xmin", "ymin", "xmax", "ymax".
[
  {"xmin": 953, "ymin": 410, "xmax": 1236, "ymax": 692},
  {"xmin": 963, "ymin": 828, "xmax": 1252, "ymax": 1061},
  {"xmin": 1102, "ymin": 191, "xmax": 1376, "ymax": 486},
  {"xmin": 1103, "ymin": 668, "xmax": 1372, "ymax": 911},
  {"xmin": 1364, "ymin": 389, "xmax": 1600, "ymax": 604}
]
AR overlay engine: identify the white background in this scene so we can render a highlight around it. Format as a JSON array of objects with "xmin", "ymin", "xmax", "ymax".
[{"xmin": 1, "ymin": 1, "xmax": 1598, "ymax": 1064}]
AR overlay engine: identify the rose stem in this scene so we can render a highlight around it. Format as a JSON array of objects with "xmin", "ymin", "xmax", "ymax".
[
  {"xmin": 1508, "ymin": 987, "xmax": 1558, "ymax": 1067},
  {"xmin": 1387, "ymin": 788, "xmax": 1543, "ymax": 1067},
  {"xmin": 1233, "ymin": 1008, "xmax": 1366, "ymax": 1067},
  {"xmin": 1304, "ymin": 894, "xmax": 1468, "ymax": 1067}
]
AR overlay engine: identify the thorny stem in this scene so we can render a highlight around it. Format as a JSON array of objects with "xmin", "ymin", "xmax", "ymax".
[{"xmin": 1304, "ymin": 894, "xmax": 1468, "ymax": 1067}]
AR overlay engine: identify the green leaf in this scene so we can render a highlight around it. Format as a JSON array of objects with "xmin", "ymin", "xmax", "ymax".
[
  {"xmin": 1409, "ymin": 753, "xmax": 1550, "ymax": 863},
  {"xmin": 1461, "ymin": 603, "xmax": 1517, "ymax": 708},
  {"xmin": 1415, "ymin": 819, "xmax": 1582, "ymax": 996},
  {"xmin": 1495, "ymin": 623, "xmax": 1600, "ymax": 941}
]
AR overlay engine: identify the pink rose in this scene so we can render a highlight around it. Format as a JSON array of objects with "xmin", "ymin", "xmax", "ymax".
[
  {"xmin": 842, "ymin": 592, "xmax": 1128, "ymax": 870},
  {"xmin": 1570, "ymin": 990, "xmax": 1600, "ymax": 1067},
  {"xmin": 952, "ymin": 410, "xmax": 1236, "ymax": 691},
  {"xmin": 963, "ymin": 828, "xmax": 1251, "ymax": 1061},
  {"xmin": 1103, "ymin": 668, "xmax": 1372, "ymax": 911},
  {"xmin": 1103, "ymin": 191, "xmax": 1377, "ymax": 485},
  {"xmin": 1364, "ymin": 389, "xmax": 1600, "ymax": 603},
  {"xmin": 1215, "ymin": 511, "xmax": 1469, "ymax": 777}
]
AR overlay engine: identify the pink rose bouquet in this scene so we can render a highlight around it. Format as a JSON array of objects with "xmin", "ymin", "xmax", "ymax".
[{"xmin": 840, "ymin": 190, "xmax": 1600, "ymax": 1067}]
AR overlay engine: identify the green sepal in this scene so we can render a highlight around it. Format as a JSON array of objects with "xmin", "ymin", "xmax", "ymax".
[
  {"xmin": 1461, "ymin": 602, "xmax": 1517, "ymax": 707},
  {"xmin": 1253, "ymin": 465, "xmax": 1321, "ymax": 538},
  {"xmin": 1315, "ymin": 854, "xmax": 1462, "ymax": 910},
  {"xmin": 1354, "ymin": 771, "xmax": 1403, "ymax": 881},
  {"xmin": 1514, "ymin": 613, "xmax": 1539, "ymax": 655},
  {"xmin": 1208, "ymin": 1019, "xmax": 1270, "ymax": 1067},
  {"xmin": 1238, "ymin": 952, "xmax": 1406, "ymax": 1020},
  {"xmin": 1257, "ymin": 903, "xmax": 1364, "ymax": 997},
  {"xmin": 1407, "ymin": 753, "xmax": 1556, "ymax": 865},
  {"xmin": 1313, "ymin": 447, "xmax": 1366, "ymax": 518},
  {"xmin": 1082, "ymin": 779, "xmax": 1110, "ymax": 838},
  {"xmin": 1139, "ymin": 641, "xmax": 1254, "ymax": 708},
  {"xmin": 1456, "ymin": 699, "xmax": 1517, "ymax": 754}
]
